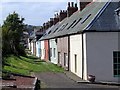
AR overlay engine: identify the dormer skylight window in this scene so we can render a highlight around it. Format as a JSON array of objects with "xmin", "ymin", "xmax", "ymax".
[
  {"xmin": 81, "ymin": 14, "xmax": 91, "ymax": 24},
  {"xmin": 67, "ymin": 20, "xmax": 76, "ymax": 30},
  {"xmin": 58, "ymin": 23, "xmax": 68, "ymax": 32},
  {"xmin": 71, "ymin": 18, "xmax": 82, "ymax": 28},
  {"xmin": 53, "ymin": 27, "xmax": 59, "ymax": 33},
  {"xmin": 48, "ymin": 30, "xmax": 51, "ymax": 34}
]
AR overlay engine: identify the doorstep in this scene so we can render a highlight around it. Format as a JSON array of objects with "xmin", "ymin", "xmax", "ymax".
[
  {"xmin": 64, "ymin": 71, "xmax": 120, "ymax": 86},
  {"xmin": 64, "ymin": 71, "xmax": 87, "ymax": 83},
  {"xmin": 77, "ymin": 80, "xmax": 120, "ymax": 86}
]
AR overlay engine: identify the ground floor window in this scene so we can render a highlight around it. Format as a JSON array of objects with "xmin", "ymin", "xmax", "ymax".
[
  {"xmin": 50, "ymin": 48, "xmax": 52, "ymax": 57},
  {"xmin": 113, "ymin": 51, "xmax": 120, "ymax": 77}
]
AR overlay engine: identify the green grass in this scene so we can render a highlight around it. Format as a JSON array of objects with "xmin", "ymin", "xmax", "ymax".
[{"xmin": 3, "ymin": 55, "xmax": 64, "ymax": 75}]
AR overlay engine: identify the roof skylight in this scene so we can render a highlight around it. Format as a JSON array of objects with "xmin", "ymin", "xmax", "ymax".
[
  {"xmin": 81, "ymin": 14, "xmax": 91, "ymax": 24},
  {"xmin": 58, "ymin": 23, "xmax": 68, "ymax": 32},
  {"xmin": 67, "ymin": 20, "xmax": 76, "ymax": 30},
  {"xmin": 71, "ymin": 18, "xmax": 82, "ymax": 28}
]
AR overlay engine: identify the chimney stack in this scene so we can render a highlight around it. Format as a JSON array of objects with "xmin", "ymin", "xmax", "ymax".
[
  {"xmin": 53, "ymin": 13, "xmax": 59, "ymax": 25},
  {"xmin": 49, "ymin": 18, "xmax": 54, "ymax": 27},
  {"xmin": 67, "ymin": 2, "xmax": 78, "ymax": 17},
  {"xmin": 59, "ymin": 10, "xmax": 67, "ymax": 21},
  {"xmin": 43, "ymin": 23, "xmax": 46, "ymax": 30},
  {"xmin": 42, "ymin": 23, "xmax": 47, "ymax": 33},
  {"xmin": 79, "ymin": 0, "xmax": 93, "ymax": 11},
  {"xmin": 45, "ymin": 22, "xmax": 49, "ymax": 29}
]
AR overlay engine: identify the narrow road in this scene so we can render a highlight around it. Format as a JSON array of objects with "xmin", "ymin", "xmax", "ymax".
[{"xmin": 35, "ymin": 72, "xmax": 119, "ymax": 89}]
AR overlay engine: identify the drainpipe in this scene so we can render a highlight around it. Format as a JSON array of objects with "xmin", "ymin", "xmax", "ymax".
[
  {"xmin": 68, "ymin": 36, "xmax": 70, "ymax": 71},
  {"xmin": 82, "ymin": 32, "xmax": 84, "ymax": 79},
  {"xmin": 48, "ymin": 39, "xmax": 50, "ymax": 61}
]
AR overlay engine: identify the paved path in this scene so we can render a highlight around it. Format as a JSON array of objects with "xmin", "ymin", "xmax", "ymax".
[{"xmin": 35, "ymin": 72, "xmax": 119, "ymax": 89}]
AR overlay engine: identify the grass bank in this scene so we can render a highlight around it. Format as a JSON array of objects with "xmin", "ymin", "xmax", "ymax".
[{"xmin": 3, "ymin": 55, "xmax": 64, "ymax": 75}]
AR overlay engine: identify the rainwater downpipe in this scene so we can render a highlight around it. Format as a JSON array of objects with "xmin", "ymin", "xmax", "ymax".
[
  {"xmin": 68, "ymin": 35, "xmax": 70, "ymax": 71},
  {"xmin": 82, "ymin": 32, "xmax": 84, "ymax": 80}
]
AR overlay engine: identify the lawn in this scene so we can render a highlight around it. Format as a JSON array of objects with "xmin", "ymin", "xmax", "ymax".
[{"xmin": 3, "ymin": 55, "xmax": 64, "ymax": 75}]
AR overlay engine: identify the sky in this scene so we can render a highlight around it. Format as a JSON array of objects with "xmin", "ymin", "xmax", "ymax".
[
  {"xmin": 0, "ymin": 0, "xmax": 116, "ymax": 26},
  {"xmin": 0, "ymin": 0, "xmax": 78, "ymax": 26}
]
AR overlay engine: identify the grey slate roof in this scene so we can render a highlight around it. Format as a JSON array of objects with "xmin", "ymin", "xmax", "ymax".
[
  {"xmin": 29, "ymin": 32, "xmax": 35, "ymax": 39},
  {"xmin": 40, "ymin": 0, "xmax": 120, "ymax": 40},
  {"xmin": 40, "ymin": 17, "xmax": 68, "ymax": 40}
]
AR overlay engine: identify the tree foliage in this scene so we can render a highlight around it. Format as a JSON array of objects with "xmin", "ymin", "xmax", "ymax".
[{"xmin": 2, "ymin": 12, "xmax": 26, "ymax": 57}]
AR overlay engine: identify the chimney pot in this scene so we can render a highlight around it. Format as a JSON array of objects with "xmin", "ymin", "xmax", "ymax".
[
  {"xmin": 59, "ymin": 10, "xmax": 67, "ymax": 21},
  {"xmin": 71, "ymin": 2, "xmax": 74, "ymax": 7},
  {"xmin": 75, "ymin": 3, "xmax": 77, "ymax": 8},
  {"xmin": 50, "ymin": 18, "xmax": 53, "ymax": 21},
  {"xmin": 54, "ymin": 14, "xmax": 56, "ymax": 17},
  {"xmin": 49, "ymin": 18, "xmax": 54, "ymax": 26},
  {"xmin": 68, "ymin": 2, "xmax": 70, "ymax": 7},
  {"xmin": 57, "ymin": 13, "xmax": 59, "ymax": 16}
]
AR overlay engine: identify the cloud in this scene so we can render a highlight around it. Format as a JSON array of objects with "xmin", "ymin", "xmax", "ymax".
[
  {"xmin": 2, "ymin": 0, "xmax": 119, "ymax": 2},
  {"xmin": 1, "ymin": 2, "xmax": 68, "ymax": 26},
  {"xmin": 1, "ymin": 0, "xmax": 76, "ymax": 2}
]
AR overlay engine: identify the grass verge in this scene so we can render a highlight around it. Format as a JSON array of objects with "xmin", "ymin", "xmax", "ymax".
[{"xmin": 3, "ymin": 55, "xmax": 64, "ymax": 75}]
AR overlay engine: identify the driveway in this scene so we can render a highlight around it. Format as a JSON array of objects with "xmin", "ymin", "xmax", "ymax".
[{"xmin": 35, "ymin": 72, "xmax": 119, "ymax": 89}]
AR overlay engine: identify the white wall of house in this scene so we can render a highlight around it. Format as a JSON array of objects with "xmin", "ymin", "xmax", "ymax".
[
  {"xmin": 36, "ymin": 40, "xmax": 41, "ymax": 57},
  {"xmin": 49, "ymin": 39, "xmax": 58, "ymax": 64},
  {"xmin": 31, "ymin": 41, "xmax": 34, "ymax": 55},
  {"xmin": 83, "ymin": 33, "xmax": 88, "ymax": 80},
  {"xmin": 86, "ymin": 32, "xmax": 119, "ymax": 82},
  {"xmin": 28, "ymin": 39, "xmax": 31, "ymax": 50},
  {"xmin": 28, "ymin": 42, "xmax": 31, "ymax": 50},
  {"xmin": 41, "ymin": 40, "xmax": 45, "ymax": 60},
  {"xmin": 70, "ymin": 34, "xmax": 83, "ymax": 79}
]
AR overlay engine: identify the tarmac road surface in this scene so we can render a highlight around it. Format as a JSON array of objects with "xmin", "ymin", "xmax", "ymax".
[{"xmin": 35, "ymin": 72, "xmax": 119, "ymax": 90}]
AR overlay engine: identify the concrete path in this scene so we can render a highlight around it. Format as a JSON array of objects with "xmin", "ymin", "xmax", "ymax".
[{"xmin": 35, "ymin": 72, "xmax": 119, "ymax": 89}]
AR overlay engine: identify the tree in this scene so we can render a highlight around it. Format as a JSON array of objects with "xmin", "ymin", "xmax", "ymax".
[{"xmin": 2, "ymin": 12, "xmax": 25, "ymax": 56}]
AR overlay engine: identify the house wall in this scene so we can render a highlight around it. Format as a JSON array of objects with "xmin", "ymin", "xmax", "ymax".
[
  {"xmin": 31, "ymin": 41, "xmax": 34, "ymax": 55},
  {"xmin": 49, "ymin": 39, "xmax": 58, "ymax": 64},
  {"xmin": 36, "ymin": 40, "xmax": 41, "ymax": 57},
  {"xmin": 70, "ymin": 34, "xmax": 83, "ymax": 79},
  {"xmin": 28, "ymin": 39, "xmax": 31, "ymax": 50},
  {"xmin": 41, "ymin": 40, "xmax": 45, "ymax": 60},
  {"xmin": 57, "ymin": 37, "xmax": 69, "ymax": 70},
  {"xmin": 44, "ymin": 40, "xmax": 49, "ymax": 61},
  {"xmin": 33, "ymin": 41, "xmax": 36, "ymax": 56},
  {"xmin": 86, "ymin": 32, "xmax": 119, "ymax": 82}
]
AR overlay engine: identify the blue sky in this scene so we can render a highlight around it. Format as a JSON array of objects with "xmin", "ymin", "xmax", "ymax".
[
  {"xmin": 1, "ymin": 0, "xmax": 112, "ymax": 26},
  {"xmin": 1, "ymin": 0, "xmax": 77, "ymax": 26}
]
